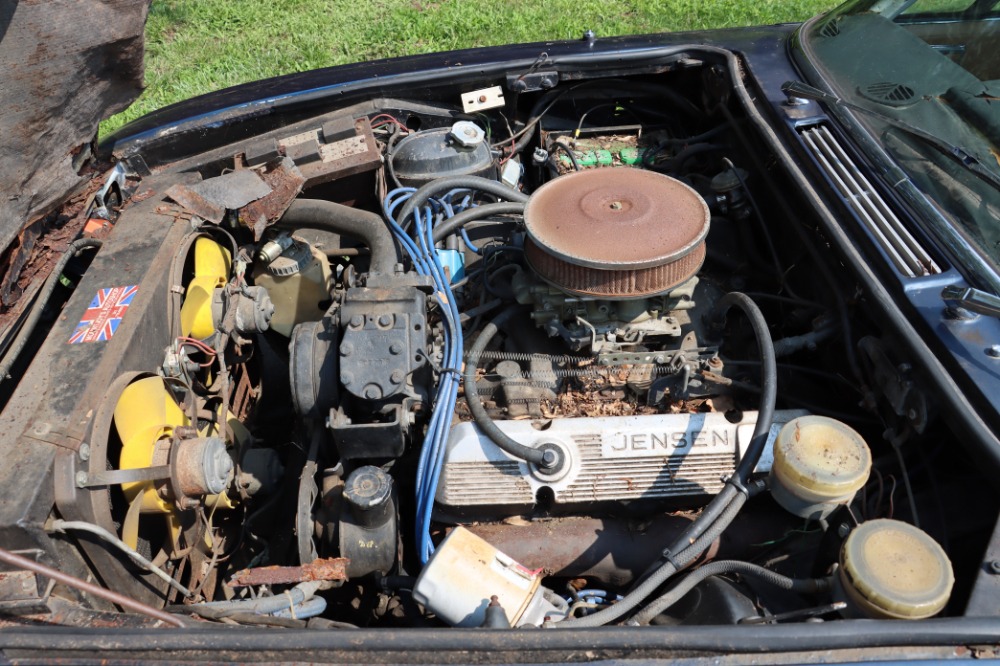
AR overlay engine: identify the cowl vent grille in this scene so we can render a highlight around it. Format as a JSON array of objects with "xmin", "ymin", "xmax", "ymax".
[{"xmin": 799, "ymin": 125, "xmax": 940, "ymax": 278}]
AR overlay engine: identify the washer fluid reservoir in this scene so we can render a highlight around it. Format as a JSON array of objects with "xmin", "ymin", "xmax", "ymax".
[{"xmin": 253, "ymin": 237, "xmax": 333, "ymax": 336}]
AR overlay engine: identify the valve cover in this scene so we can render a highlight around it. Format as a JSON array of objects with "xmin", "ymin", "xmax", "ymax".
[{"xmin": 436, "ymin": 410, "xmax": 806, "ymax": 517}]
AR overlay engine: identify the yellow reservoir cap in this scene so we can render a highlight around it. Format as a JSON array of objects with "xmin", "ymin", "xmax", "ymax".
[
  {"xmin": 771, "ymin": 415, "xmax": 871, "ymax": 509},
  {"xmin": 840, "ymin": 519, "xmax": 954, "ymax": 619}
]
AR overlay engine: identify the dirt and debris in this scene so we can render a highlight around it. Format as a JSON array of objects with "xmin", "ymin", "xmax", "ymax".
[
  {"xmin": 540, "ymin": 369, "xmax": 662, "ymax": 418},
  {"xmin": 228, "ymin": 557, "xmax": 349, "ymax": 587}
]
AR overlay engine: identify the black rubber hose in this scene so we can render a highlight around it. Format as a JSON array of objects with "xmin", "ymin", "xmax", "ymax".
[
  {"xmin": 431, "ymin": 202, "xmax": 525, "ymax": 243},
  {"xmin": 630, "ymin": 560, "xmax": 829, "ymax": 626},
  {"xmin": 464, "ymin": 307, "xmax": 558, "ymax": 470},
  {"xmin": 0, "ymin": 238, "xmax": 102, "ymax": 383},
  {"xmin": 397, "ymin": 176, "xmax": 529, "ymax": 231},
  {"xmin": 554, "ymin": 492, "xmax": 747, "ymax": 628},
  {"xmin": 554, "ymin": 292, "xmax": 777, "ymax": 628},
  {"xmin": 669, "ymin": 291, "xmax": 778, "ymax": 547},
  {"xmin": 277, "ymin": 199, "xmax": 397, "ymax": 275}
]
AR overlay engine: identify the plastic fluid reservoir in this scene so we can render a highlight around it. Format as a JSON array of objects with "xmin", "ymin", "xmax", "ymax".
[
  {"xmin": 837, "ymin": 519, "xmax": 954, "ymax": 619},
  {"xmin": 253, "ymin": 238, "xmax": 333, "ymax": 337},
  {"xmin": 413, "ymin": 527, "xmax": 566, "ymax": 627},
  {"xmin": 769, "ymin": 415, "xmax": 871, "ymax": 520}
]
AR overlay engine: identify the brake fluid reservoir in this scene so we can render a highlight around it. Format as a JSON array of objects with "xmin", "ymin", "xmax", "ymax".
[
  {"xmin": 253, "ymin": 238, "xmax": 333, "ymax": 337},
  {"xmin": 837, "ymin": 519, "xmax": 954, "ymax": 619},
  {"xmin": 769, "ymin": 415, "xmax": 871, "ymax": 520}
]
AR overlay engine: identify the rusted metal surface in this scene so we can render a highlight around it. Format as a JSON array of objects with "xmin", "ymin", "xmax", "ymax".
[
  {"xmin": 522, "ymin": 169, "xmax": 709, "ymax": 297},
  {"xmin": 239, "ymin": 158, "xmax": 306, "ymax": 240},
  {"xmin": 163, "ymin": 184, "xmax": 225, "ymax": 224},
  {"xmin": 188, "ymin": 169, "xmax": 271, "ymax": 210},
  {"xmin": 525, "ymin": 237, "xmax": 706, "ymax": 298},
  {"xmin": 0, "ymin": 0, "xmax": 149, "ymax": 277},
  {"xmin": 464, "ymin": 516, "xmax": 692, "ymax": 587},
  {"xmin": 229, "ymin": 557, "xmax": 349, "ymax": 587},
  {"xmin": 0, "ymin": 546, "xmax": 182, "ymax": 627},
  {"xmin": 0, "ymin": 177, "xmax": 103, "ymax": 339},
  {"xmin": 0, "ymin": 596, "xmax": 168, "ymax": 629},
  {"xmin": 278, "ymin": 117, "xmax": 381, "ymax": 190}
]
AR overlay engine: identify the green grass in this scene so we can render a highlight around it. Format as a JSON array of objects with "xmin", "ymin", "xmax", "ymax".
[{"xmin": 103, "ymin": 0, "xmax": 836, "ymax": 135}]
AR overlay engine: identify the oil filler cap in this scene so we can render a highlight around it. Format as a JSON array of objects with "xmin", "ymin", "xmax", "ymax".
[
  {"xmin": 769, "ymin": 415, "xmax": 871, "ymax": 520},
  {"xmin": 839, "ymin": 519, "xmax": 953, "ymax": 619}
]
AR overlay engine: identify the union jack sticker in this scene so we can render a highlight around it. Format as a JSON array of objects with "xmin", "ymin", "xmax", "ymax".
[{"xmin": 68, "ymin": 285, "xmax": 138, "ymax": 344}]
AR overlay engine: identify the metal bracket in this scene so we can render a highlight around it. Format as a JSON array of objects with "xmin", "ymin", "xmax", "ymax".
[
  {"xmin": 76, "ymin": 465, "xmax": 171, "ymax": 488},
  {"xmin": 942, "ymin": 285, "xmax": 1000, "ymax": 319},
  {"xmin": 596, "ymin": 348, "xmax": 711, "ymax": 366},
  {"xmin": 507, "ymin": 70, "xmax": 559, "ymax": 93}
]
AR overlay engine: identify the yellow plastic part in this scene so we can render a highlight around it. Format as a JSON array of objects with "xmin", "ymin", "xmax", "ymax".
[
  {"xmin": 179, "ymin": 237, "xmax": 231, "ymax": 340},
  {"xmin": 772, "ymin": 415, "xmax": 871, "ymax": 503},
  {"xmin": 252, "ymin": 243, "xmax": 332, "ymax": 337},
  {"xmin": 113, "ymin": 376, "xmax": 243, "ymax": 550},
  {"xmin": 115, "ymin": 377, "xmax": 188, "ymax": 548},
  {"xmin": 840, "ymin": 519, "xmax": 954, "ymax": 619}
]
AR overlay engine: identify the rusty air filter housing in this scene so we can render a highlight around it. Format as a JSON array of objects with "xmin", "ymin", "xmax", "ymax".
[{"xmin": 523, "ymin": 169, "xmax": 710, "ymax": 299}]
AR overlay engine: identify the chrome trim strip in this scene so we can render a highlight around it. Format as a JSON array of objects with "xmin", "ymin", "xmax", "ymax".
[{"xmin": 800, "ymin": 124, "xmax": 940, "ymax": 277}]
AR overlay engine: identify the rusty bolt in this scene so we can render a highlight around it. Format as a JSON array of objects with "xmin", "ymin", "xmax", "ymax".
[
  {"xmin": 378, "ymin": 314, "xmax": 393, "ymax": 327},
  {"xmin": 389, "ymin": 342, "xmax": 403, "ymax": 355},
  {"xmin": 349, "ymin": 315, "xmax": 364, "ymax": 329},
  {"xmin": 478, "ymin": 95, "xmax": 487, "ymax": 103},
  {"xmin": 341, "ymin": 343, "xmax": 354, "ymax": 357}
]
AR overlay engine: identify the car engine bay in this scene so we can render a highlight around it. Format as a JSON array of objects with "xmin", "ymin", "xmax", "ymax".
[{"xmin": 4, "ymin": 50, "xmax": 998, "ymax": 632}]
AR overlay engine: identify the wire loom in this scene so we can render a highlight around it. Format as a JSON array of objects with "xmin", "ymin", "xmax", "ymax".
[{"xmin": 383, "ymin": 186, "xmax": 478, "ymax": 563}]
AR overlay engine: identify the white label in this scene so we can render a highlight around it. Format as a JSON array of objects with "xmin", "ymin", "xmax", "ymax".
[{"xmin": 462, "ymin": 86, "xmax": 505, "ymax": 113}]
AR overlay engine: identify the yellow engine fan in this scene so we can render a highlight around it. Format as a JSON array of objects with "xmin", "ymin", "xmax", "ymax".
[
  {"xmin": 113, "ymin": 376, "xmax": 243, "ymax": 551},
  {"xmin": 179, "ymin": 237, "xmax": 231, "ymax": 340}
]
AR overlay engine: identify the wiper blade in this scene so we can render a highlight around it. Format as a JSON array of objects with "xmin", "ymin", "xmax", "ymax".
[{"xmin": 782, "ymin": 81, "xmax": 1000, "ymax": 192}]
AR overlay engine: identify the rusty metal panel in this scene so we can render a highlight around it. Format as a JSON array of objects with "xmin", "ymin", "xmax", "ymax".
[
  {"xmin": 276, "ymin": 117, "xmax": 381, "ymax": 190},
  {"xmin": 229, "ymin": 558, "xmax": 349, "ymax": 587},
  {"xmin": 164, "ymin": 184, "xmax": 226, "ymax": 224},
  {"xmin": 0, "ymin": 0, "xmax": 150, "ymax": 292},
  {"xmin": 238, "ymin": 158, "xmax": 306, "ymax": 240}
]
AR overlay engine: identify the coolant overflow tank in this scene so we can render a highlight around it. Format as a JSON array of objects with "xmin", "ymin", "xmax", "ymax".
[{"xmin": 253, "ymin": 237, "xmax": 333, "ymax": 336}]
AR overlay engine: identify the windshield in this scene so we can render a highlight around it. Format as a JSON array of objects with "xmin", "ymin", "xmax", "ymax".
[{"xmin": 804, "ymin": 0, "xmax": 1000, "ymax": 272}]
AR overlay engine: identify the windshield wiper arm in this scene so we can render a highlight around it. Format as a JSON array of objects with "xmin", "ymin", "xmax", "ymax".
[
  {"xmin": 942, "ymin": 284, "xmax": 1000, "ymax": 319},
  {"xmin": 782, "ymin": 80, "xmax": 1000, "ymax": 192}
]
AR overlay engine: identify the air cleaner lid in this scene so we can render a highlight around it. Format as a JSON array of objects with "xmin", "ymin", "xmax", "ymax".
[
  {"xmin": 772, "ymin": 415, "xmax": 871, "ymax": 502},
  {"xmin": 523, "ymin": 169, "xmax": 710, "ymax": 270},
  {"xmin": 840, "ymin": 519, "xmax": 954, "ymax": 619}
]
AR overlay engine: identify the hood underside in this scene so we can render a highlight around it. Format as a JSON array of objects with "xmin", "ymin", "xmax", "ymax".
[{"xmin": 0, "ymin": 0, "xmax": 149, "ymax": 300}]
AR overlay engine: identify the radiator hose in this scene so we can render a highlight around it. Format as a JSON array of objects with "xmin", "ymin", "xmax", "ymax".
[{"xmin": 277, "ymin": 199, "xmax": 398, "ymax": 276}]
